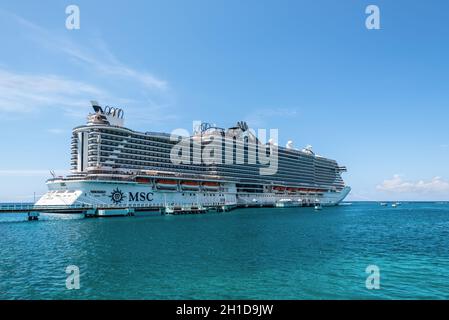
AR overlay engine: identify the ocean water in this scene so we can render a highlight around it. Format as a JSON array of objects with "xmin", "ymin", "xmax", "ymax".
[{"xmin": 1, "ymin": 202, "xmax": 449, "ymax": 300}]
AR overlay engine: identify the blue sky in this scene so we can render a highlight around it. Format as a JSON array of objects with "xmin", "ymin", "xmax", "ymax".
[{"xmin": 0, "ymin": 0, "xmax": 448, "ymax": 201}]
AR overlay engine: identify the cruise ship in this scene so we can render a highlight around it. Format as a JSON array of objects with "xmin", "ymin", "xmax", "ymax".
[{"xmin": 35, "ymin": 102, "xmax": 350, "ymax": 215}]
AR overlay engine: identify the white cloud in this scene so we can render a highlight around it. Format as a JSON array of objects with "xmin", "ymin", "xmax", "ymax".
[
  {"xmin": 377, "ymin": 174, "xmax": 449, "ymax": 194},
  {"xmin": 47, "ymin": 128, "xmax": 65, "ymax": 134},
  {"xmin": 0, "ymin": 68, "xmax": 108, "ymax": 114},
  {"xmin": 0, "ymin": 11, "xmax": 172, "ymax": 121},
  {"xmin": 12, "ymin": 12, "xmax": 167, "ymax": 91}
]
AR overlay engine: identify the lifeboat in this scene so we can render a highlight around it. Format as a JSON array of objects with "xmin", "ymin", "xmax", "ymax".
[
  {"xmin": 272, "ymin": 186, "xmax": 285, "ymax": 193},
  {"xmin": 180, "ymin": 181, "xmax": 200, "ymax": 190},
  {"xmin": 156, "ymin": 179, "xmax": 178, "ymax": 189},
  {"xmin": 136, "ymin": 177, "xmax": 151, "ymax": 184},
  {"xmin": 202, "ymin": 181, "xmax": 220, "ymax": 191},
  {"xmin": 298, "ymin": 188, "xmax": 317, "ymax": 193}
]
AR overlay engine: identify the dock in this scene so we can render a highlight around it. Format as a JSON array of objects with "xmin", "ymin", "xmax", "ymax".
[
  {"xmin": 0, "ymin": 199, "xmax": 323, "ymax": 221},
  {"xmin": 0, "ymin": 203, "xmax": 237, "ymax": 220}
]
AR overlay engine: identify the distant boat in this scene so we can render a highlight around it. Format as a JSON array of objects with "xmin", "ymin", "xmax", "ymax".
[
  {"xmin": 392, "ymin": 203, "xmax": 397, "ymax": 208},
  {"xmin": 339, "ymin": 202, "xmax": 352, "ymax": 206},
  {"xmin": 380, "ymin": 202, "xmax": 388, "ymax": 206},
  {"xmin": 314, "ymin": 203, "xmax": 322, "ymax": 211}
]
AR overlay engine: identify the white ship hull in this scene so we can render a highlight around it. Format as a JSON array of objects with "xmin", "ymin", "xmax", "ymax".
[{"xmin": 35, "ymin": 179, "xmax": 350, "ymax": 211}]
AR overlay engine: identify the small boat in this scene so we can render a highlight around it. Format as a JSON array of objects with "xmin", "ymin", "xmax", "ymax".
[
  {"xmin": 273, "ymin": 186, "xmax": 286, "ymax": 193},
  {"xmin": 380, "ymin": 202, "xmax": 388, "ymax": 206},
  {"xmin": 338, "ymin": 202, "xmax": 352, "ymax": 206},
  {"xmin": 156, "ymin": 179, "xmax": 178, "ymax": 189},
  {"xmin": 314, "ymin": 203, "xmax": 322, "ymax": 211},
  {"xmin": 202, "ymin": 182, "xmax": 220, "ymax": 191},
  {"xmin": 392, "ymin": 203, "xmax": 397, "ymax": 208},
  {"xmin": 180, "ymin": 181, "xmax": 200, "ymax": 190},
  {"xmin": 135, "ymin": 177, "xmax": 151, "ymax": 184}
]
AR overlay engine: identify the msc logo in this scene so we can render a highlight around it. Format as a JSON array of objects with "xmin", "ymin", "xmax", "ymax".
[
  {"xmin": 129, "ymin": 192, "xmax": 154, "ymax": 202},
  {"xmin": 109, "ymin": 188, "xmax": 153, "ymax": 203},
  {"xmin": 109, "ymin": 188, "xmax": 126, "ymax": 204}
]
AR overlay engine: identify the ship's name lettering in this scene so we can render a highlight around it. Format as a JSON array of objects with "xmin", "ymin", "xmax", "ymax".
[{"xmin": 129, "ymin": 192, "xmax": 154, "ymax": 202}]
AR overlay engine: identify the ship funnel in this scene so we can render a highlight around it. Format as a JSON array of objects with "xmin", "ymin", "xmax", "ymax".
[
  {"xmin": 236, "ymin": 121, "xmax": 249, "ymax": 132},
  {"xmin": 88, "ymin": 101, "xmax": 125, "ymax": 127},
  {"xmin": 91, "ymin": 100, "xmax": 103, "ymax": 113}
]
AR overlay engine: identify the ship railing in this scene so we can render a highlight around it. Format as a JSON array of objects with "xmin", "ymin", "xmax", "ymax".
[{"xmin": 1, "ymin": 202, "xmax": 233, "ymax": 212}]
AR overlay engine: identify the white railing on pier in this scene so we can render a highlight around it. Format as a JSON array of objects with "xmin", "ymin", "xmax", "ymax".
[
  {"xmin": 0, "ymin": 201, "xmax": 236, "ymax": 212},
  {"xmin": 0, "ymin": 202, "xmax": 160, "ymax": 212}
]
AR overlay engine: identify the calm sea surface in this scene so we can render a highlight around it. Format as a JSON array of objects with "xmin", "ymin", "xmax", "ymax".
[{"xmin": 1, "ymin": 202, "xmax": 449, "ymax": 299}]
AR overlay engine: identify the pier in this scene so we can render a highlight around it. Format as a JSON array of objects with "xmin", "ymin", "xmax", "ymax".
[
  {"xmin": 0, "ymin": 202, "xmax": 238, "ymax": 220},
  {"xmin": 0, "ymin": 200, "xmax": 324, "ymax": 221}
]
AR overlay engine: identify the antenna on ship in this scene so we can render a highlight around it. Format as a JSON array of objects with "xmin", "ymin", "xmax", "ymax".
[{"xmin": 50, "ymin": 170, "xmax": 56, "ymax": 178}]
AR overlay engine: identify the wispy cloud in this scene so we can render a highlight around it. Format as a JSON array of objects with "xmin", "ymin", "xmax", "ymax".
[
  {"xmin": 47, "ymin": 128, "xmax": 65, "ymax": 135},
  {"xmin": 0, "ymin": 68, "xmax": 107, "ymax": 114},
  {"xmin": 11, "ymin": 12, "xmax": 168, "ymax": 91},
  {"xmin": 377, "ymin": 174, "xmax": 449, "ymax": 194},
  {"xmin": 0, "ymin": 10, "xmax": 173, "ymax": 121},
  {"xmin": 0, "ymin": 170, "xmax": 70, "ymax": 177}
]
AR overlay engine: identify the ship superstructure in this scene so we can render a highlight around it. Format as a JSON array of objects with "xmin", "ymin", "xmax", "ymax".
[{"xmin": 36, "ymin": 102, "xmax": 350, "ymax": 215}]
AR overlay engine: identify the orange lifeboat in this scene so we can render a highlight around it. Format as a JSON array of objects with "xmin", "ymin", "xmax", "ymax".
[
  {"xmin": 180, "ymin": 181, "xmax": 200, "ymax": 190},
  {"xmin": 202, "ymin": 181, "xmax": 220, "ymax": 191},
  {"xmin": 136, "ymin": 177, "xmax": 151, "ymax": 184},
  {"xmin": 156, "ymin": 179, "xmax": 178, "ymax": 189},
  {"xmin": 273, "ymin": 186, "xmax": 285, "ymax": 193}
]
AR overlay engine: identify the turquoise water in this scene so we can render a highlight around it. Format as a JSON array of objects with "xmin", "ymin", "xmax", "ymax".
[{"xmin": 1, "ymin": 202, "xmax": 449, "ymax": 299}]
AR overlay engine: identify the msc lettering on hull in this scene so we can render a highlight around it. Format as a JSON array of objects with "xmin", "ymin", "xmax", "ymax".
[{"xmin": 129, "ymin": 192, "xmax": 154, "ymax": 202}]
